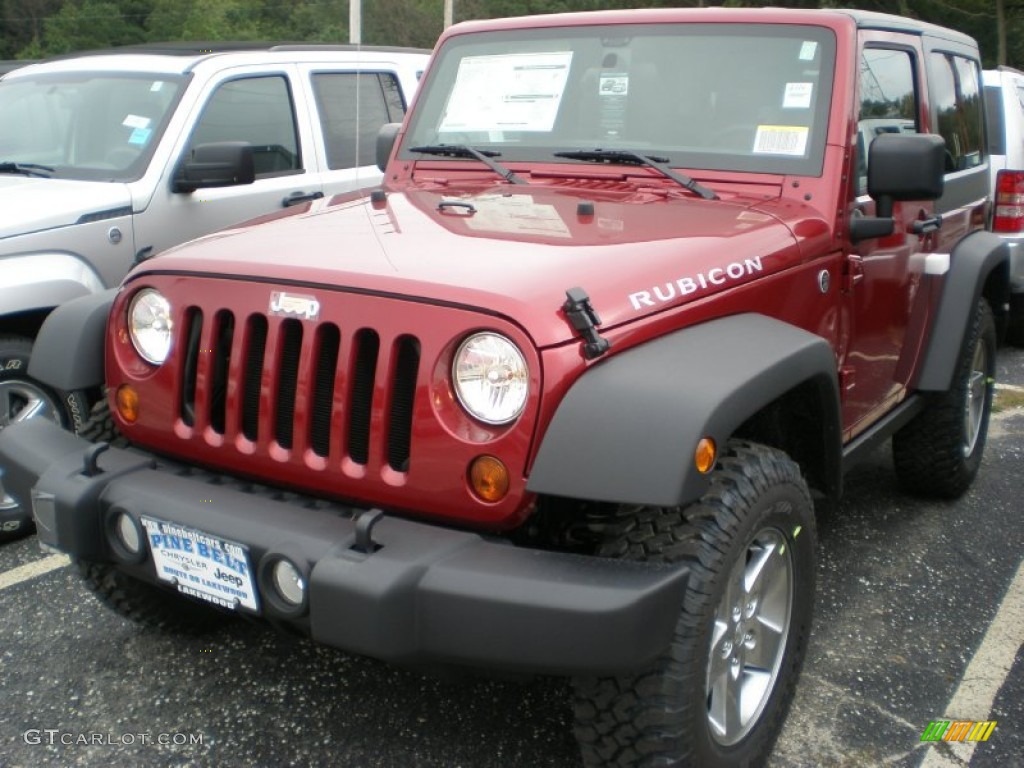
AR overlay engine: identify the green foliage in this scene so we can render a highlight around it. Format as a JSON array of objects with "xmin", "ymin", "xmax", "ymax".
[{"xmin": 1, "ymin": 0, "xmax": 1020, "ymax": 69}]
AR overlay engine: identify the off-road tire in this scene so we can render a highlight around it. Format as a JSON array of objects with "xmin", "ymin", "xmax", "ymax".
[
  {"xmin": 0, "ymin": 334, "xmax": 91, "ymax": 542},
  {"xmin": 1006, "ymin": 294, "xmax": 1024, "ymax": 348},
  {"xmin": 77, "ymin": 396, "xmax": 126, "ymax": 447},
  {"xmin": 75, "ymin": 395, "xmax": 230, "ymax": 633},
  {"xmin": 572, "ymin": 440, "xmax": 817, "ymax": 768},
  {"xmin": 77, "ymin": 559, "xmax": 232, "ymax": 633},
  {"xmin": 893, "ymin": 298, "xmax": 996, "ymax": 498}
]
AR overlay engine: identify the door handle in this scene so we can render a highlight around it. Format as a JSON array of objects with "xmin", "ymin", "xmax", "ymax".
[{"xmin": 283, "ymin": 191, "xmax": 324, "ymax": 207}]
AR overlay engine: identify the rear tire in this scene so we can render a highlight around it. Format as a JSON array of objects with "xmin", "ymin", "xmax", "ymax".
[
  {"xmin": 893, "ymin": 298, "xmax": 996, "ymax": 498},
  {"xmin": 572, "ymin": 441, "xmax": 817, "ymax": 767}
]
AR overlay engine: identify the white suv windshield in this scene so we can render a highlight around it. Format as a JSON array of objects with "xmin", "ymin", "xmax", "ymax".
[
  {"xmin": 402, "ymin": 23, "xmax": 836, "ymax": 177},
  {"xmin": 0, "ymin": 72, "xmax": 185, "ymax": 181}
]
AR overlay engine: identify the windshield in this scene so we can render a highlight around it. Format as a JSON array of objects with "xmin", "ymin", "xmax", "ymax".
[
  {"xmin": 0, "ymin": 72, "xmax": 185, "ymax": 181},
  {"xmin": 402, "ymin": 23, "xmax": 836, "ymax": 177}
]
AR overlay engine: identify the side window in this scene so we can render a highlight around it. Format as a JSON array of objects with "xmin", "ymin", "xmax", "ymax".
[
  {"xmin": 929, "ymin": 53, "xmax": 985, "ymax": 172},
  {"xmin": 312, "ymin": 72, "xmax": 407, "ymax": 170},
  {"xmin": 857, "ymin": 47, "xmax": 918, "ymax": 195},
  {"xmin": 189, "ymin": 76, "xmax": 301, "ymax": 177}
]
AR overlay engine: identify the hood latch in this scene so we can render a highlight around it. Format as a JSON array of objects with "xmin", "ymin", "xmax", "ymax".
[{"xmin": 563, "ymin": 287, "xmax": 610, "ymax": 360}]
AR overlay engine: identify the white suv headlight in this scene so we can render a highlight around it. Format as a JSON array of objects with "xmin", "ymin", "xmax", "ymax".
[
  {"xmin": 128, "ymin": 289, "xmax": 173, "ymax": 365},
  {"xmin": 452, "ymin": 333, "xmax": 529, "ymax": 425}
]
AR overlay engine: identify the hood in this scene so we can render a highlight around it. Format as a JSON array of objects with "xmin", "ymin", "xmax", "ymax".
[
  {"xmin": 140, "ymin": 182, "xmax": 817, "ymax": 347},
  {"xmin": 0, "ymin": 175, "xmax": 131, "ymax": 242}
]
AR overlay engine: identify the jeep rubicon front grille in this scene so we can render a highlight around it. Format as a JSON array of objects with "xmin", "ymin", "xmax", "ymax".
[{"xmin": 175, "ymin": 306, "xmax": 420, "ymax": 473}]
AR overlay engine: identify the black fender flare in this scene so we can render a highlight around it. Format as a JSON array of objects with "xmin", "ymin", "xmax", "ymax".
[
  {"xmin": 526, "ymin": 313, "xmax": 841, "ymax": 508},
  {"xmin": 27, "ymin": 288, "xmax": 117, "ymax": 391},
  {"xmin": 915, "ymin": 231, "xmax": 1009, "ymax": 392}
]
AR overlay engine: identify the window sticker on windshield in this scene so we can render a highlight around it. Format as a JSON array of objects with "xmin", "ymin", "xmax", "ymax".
[
  {"xmin": 799, "ymin": 41, "xmax": 818, "ymax": 61},
  {"xmin": 150, "ymin": 81, "xmax": 165, "ymax": 92},
  {"xmin": 753, "ymin": 125, "xmax": 809, "ymax": 156},
  {"xmin": 122, "ymin": 114, "xmax": 152, "ymax": 130},
  {"xmin": 783, "ymin": 83, "xmax": 813, "ymax": 109},
  {"xmin": 440, "ymin": 51, "xmax": 573, "ymax": 133},
  {"xmin": 599, "ymin": 74, "xmax": 629, "ymax": 96},
  {"xmin": 128, "ymin": 127, "xmax": 152, "ymax": 146}
]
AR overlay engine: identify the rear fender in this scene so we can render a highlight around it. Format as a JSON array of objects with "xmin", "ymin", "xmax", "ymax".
[{"xmin": 916, "ymin": 231, "xmax": 1009, "ymax": 391}]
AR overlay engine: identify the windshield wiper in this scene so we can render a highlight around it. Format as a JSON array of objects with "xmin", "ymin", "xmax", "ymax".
[
  {"xmin": 553, "ymin": 149, "xmax": 717, "ymax": 200},
  {"xmin": 408, "ymin": 145, "xmax": 527, "ymax": 185},
  {"xmin": 0, "ymin": 161, "xmax": 55, "ymax": 178}
]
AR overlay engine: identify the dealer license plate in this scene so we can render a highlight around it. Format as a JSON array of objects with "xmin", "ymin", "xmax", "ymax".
[{"xmin": 141, "ymin": 518, "xmax": 259, "ymax": 612}]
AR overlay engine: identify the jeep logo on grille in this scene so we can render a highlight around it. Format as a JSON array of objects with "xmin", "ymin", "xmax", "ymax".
[{"xmin": 269, "ymin": 291, "xmax": 320, "ymax": 321}]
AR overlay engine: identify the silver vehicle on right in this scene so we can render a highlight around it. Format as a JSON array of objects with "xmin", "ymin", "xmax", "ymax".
[{"xmin": 984, "ymin": 66, "xmax": 1024, "ymax": 345}]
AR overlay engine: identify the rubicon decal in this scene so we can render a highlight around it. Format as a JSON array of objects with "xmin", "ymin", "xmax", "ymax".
[
  {"xmin": 269, "ymin": 291, "xmax": 321, "ymax": 321},
  {"xmin": 628, "ymin": 257, "xmax": 764, "ymax": 311}
]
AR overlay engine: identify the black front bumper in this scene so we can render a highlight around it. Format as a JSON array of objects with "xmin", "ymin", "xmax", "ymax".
[{"xmin": 0, "ymin": 419, "xmax": 689, "ymax": 675}]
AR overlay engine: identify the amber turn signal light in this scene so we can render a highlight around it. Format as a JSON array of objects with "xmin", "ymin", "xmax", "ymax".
[
  {"xmin": 695, "ymin": 437, "xmax": 717, "ymax": 474},
  {"xmin": 469, "ymin": 455, "xmax": 510, "ymax": 502},
  {"xmin": 116, "ymin": 385, "xmax": 140, "ymax": 424}
]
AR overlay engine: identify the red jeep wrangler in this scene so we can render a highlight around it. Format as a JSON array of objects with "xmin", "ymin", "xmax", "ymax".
[{"xmin": 0, "ymin": 8, "xmax": 1009, "ymax": 767}]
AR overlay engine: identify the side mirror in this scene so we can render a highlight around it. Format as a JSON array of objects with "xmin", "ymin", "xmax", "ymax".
[
  {"xmin": 376, "ymin": 123, "xmax": 402, "ymax": 172},
  {"xmin": 173, "ymin": 141, "xmax": 255, "ymax": 193},
  {"xmin": 851, "ymin": 133, "xmax": 946, "ymax": 242}
]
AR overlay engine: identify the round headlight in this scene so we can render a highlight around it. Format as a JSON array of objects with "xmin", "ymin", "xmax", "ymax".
[
  {"xmin": 128, "ymin": 289, "xmax": 173, "ymax": 365},
  {"xmin": 452, "ymin": 333, "xmax": 529, "ymax": 425}
]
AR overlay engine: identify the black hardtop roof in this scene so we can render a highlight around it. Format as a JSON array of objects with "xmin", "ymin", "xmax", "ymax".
[{"xmin": 836, "ymin": 8, "xmax": 978, "ymax": 48}]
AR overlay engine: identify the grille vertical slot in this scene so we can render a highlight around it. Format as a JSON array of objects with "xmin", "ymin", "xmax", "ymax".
[
  {"xmin": 347, "ymin": 329, "xmax": 380, "ymax": 465},
  {"xmin": 179, "ymin": 308, "xmax": 203, "ymax": 427},
  {"xmin": 387, "ymin": 335, "xmax": 420, "ymax": 472},
  {"xmin": 310, "ymin": 324, "xmax": 340, "ymax": 458},
  {"xmin": 241, "ymin": 315, "xmax": 268, "ymax": 442},
  {"xmin": 274, "ymin": 319, "xmax": 303, "ymax": 449},
  {"xmin": 209, "ymin": 310, "xmax": 234, "ymax": 434}
]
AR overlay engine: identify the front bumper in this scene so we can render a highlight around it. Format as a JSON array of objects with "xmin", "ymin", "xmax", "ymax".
[{"xmin": 0, "ymin": 419, "xmax": 689, "ymax": 675}]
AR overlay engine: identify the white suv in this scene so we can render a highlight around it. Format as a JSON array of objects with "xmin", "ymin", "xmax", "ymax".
[
  {"xmin": 984, "ymin": 66, "xmax": 1024, "ymax": 345},
  {"xmin": 0, "ymin": 43, "xmax": 427, "ymax": 534}
]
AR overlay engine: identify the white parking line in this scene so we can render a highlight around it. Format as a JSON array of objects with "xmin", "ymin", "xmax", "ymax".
[
  {"xmin": 0, "ymin": 554, "xmax": 70, "ymax": 590},
  {"xmin": 918, "ymin": 558, "xmax": 1024, "ymax": 767}
]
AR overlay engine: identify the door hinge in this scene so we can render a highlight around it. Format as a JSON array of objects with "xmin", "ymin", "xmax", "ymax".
[
  {"xmin": 839, "ymin": 365, "xmax": 856, "ymax": 392},
  {"xmin": 842, "ymin": 254, "xmax": 864, "ymax": 294}
]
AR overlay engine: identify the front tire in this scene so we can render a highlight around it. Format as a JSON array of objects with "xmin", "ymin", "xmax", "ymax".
[
  {"xmin": 572, "ymin": 441, "xmax": 817, "ymax": 767},
  {"xmin": 0, "ymin": 334, "xmax": 91, "ymax": 542},
  {"xmin": 74, "ymin": 398, "xmax": 230, "ymax": 633},
  {"xmin": 893, "ymin": 298, "xmax": 996, "ymax": 498}
]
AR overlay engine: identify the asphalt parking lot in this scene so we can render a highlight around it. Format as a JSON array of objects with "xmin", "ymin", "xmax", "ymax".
[{"xmin": 1, "ymin": 348, "xmax": 1021, "ymax": 768}]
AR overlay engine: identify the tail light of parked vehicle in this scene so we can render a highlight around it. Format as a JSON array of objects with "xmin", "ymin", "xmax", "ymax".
[{"xmin": 993, "ymin": 170, "xmax": 1024, "ymax": 233}]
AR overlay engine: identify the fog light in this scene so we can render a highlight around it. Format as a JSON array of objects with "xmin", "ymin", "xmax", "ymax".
[
  {"xmin": 695, "ymin": 437, "xmax": 717, "ymax": 474},
  {"xmin": 116, "ymin": 385, "xmax": 140, "ymax": 424},
  {"xmin": 271, "ymin": 559, "xmax": 305, "ymax": 606},
  {"xmin": 115, "ymin": 512, "xmax": 142, "ymax": 555},
  {"xmin": 469, "ymin": 455, "xmax": 510, "ymax": 502}
]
